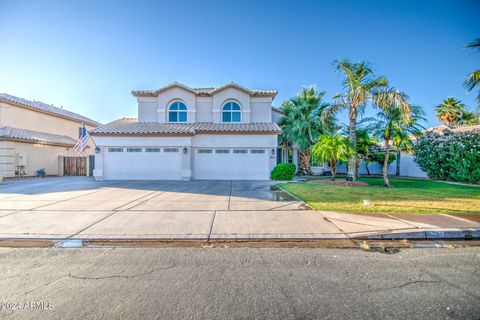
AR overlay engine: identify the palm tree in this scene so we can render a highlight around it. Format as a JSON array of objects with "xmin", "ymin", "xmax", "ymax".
[
  {"xmin": 312, "ymin": 134, "xmax": 354, "ymax": 181},
  {"xmin": 333, "ymin": 59, "xmax": 389, "ymax": 181},
  {"xmin": 368, "ymin": 91, "xmax": 425, "ymax": 187},
  {"xmin": 278, "ymin": 86, "xmax": 335, "ymax": 175},
  {"xmin": 435, "ymin": 97, "xmax": 466, "ymax": 126},
  {"xmin": 459, "ymin": 110, "xmax": 480, "ymax": 125},
  {"xmin": 465, "ymin": 38, "xmax": 480, "ymax": 106}
]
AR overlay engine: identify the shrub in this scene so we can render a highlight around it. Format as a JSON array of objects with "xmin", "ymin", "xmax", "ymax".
[
  {"xmin": 271, "ymin": 163, "xmax": 296, "ymax": 180},
  {"xmin": 413, "ymin": 130, "xmax": 480, "ymax": 183},
  {"xmin": 36, "ymin": 168, "xmax": 46, "ymax": 177},
  {"xmin": 369, "ymin": 152, "xmax": 396, "ymax": 166}
]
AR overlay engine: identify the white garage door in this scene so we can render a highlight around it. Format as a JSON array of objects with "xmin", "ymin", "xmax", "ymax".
[
  {"xmin": 194, "ymin": 148, "xmax": 269, "ymax": 180},
  {"xmin": 104, "ymin": 147, "xmax": 182, "ymax": 180}
]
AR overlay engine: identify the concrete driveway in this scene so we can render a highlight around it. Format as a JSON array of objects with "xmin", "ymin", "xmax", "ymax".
[
  {"xmin": 1, "ymin": 177, "xmax": 479, "ymax": 242},
  {"xmin": 0, "ymin": 177, "xmax": 344, "ymax": 240}
]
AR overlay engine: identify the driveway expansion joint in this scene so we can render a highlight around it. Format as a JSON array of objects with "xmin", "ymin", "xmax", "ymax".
[{"xmin": 207, "ymin": 211, "xmax": 217, "ymax": 241}]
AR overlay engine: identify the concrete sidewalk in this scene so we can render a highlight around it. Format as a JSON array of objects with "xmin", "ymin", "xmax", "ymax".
[{"xmin": 0, "ymin": 177, "xmax": 479, "ymax": 242}]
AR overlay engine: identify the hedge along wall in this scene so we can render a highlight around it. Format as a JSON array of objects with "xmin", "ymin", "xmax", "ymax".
[{"xmin": 413, "ymin": 130, "xmax": 480, "ymax": 183}]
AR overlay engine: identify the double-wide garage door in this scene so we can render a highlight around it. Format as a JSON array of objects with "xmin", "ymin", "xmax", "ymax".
[
  {"xmin": 194, "ymin": 148, "xmax": 269, "ymax": 180},
  {"xmin": 103, "ymin": 147, "xmax": 270, "ymax": 180},
  {"xmin": 104, "ymin": 147, "xmax": 182, "ymax": 180}
]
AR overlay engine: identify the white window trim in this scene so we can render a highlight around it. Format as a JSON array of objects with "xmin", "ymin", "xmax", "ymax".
[
  {"xmin": 221, "ymin": 100, "xmax": 242, "ymax": 123},
  {"xmin": 167, "ymin": 100, "xmax": 188, "ymax": 123}
]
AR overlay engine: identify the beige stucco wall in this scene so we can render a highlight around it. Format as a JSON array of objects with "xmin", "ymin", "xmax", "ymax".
[
  {"xmin": 156, "ymin": 87, "xmax": 197, "ymax": 123},
  {"xmin": 0, "ymin": 141, "xmax": 15, "ymax": 177},
  {"xmin": 0, "ymin": 102, "xmax": 96, "ymax": 141},
  {"xmin": 0, "ymin": 101, "xmax": 99, "ymax": 178},
  {"xmin": 137, "ymin": 97, "xmax": 158, "ymax": 122},
  {"xmin": 135, "ymin": 87, "xmax": 275, "ymax": 124},
  {"xmin": 0, "ymin": 101, "xmax": 96, "ymax": 156},
  {"xmin": 196, "ymin": 97, "xmax": 213, "ymax": 122},
  {"xmin": 251, "ymin": 97, "xmax": 273, "ymax": 123},
  {"xmin": 0, "ymin": 141, "xmax": 82, "ymax": 177},
  {"xmin": 212, "ymin": 88, "xmax": 251, "ymax": 123}
]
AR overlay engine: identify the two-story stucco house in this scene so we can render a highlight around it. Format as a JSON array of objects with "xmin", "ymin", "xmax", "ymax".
[
  {"xmin": 91, "ymin": 82, "xmax": 282, "ymax": 180},
  {"xmin": 0, "ymin": 94, "xmax": 100, "ymax": 178}
]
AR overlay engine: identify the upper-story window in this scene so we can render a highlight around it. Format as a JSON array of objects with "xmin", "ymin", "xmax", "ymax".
[
  {"xmin": 168, "ymin": 101, "xmax": 187, "ymax": 122},
  {"xmin": 222, "ymin": 101, "xmax": 241, "ymax": 123}
]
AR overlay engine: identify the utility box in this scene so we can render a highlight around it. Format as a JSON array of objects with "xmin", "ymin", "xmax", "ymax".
[{"xmin": 16, "ymin": 153, "xmax": 27, "ymax": 166}]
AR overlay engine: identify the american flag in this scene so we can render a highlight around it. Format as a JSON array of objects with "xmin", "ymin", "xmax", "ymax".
[{"xmin": 74, "ymin": 125, "xmax": 90, "ymax": 155}]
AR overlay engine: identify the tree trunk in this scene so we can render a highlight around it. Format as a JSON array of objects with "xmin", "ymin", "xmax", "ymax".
[
  {"xmin": 365, "ymin": 162, "xmax": 371, "ymax": 175},
  {"xmin": 355, "ymin": 157, "xmax": 360, "ymax": 178},
  {"xmin": 396, "ymin": 150, "xmax": 401, "ymax": 176},
  {"xmin": 383, "ymin": 143, "xmax": 390, "ymax": 188},
  {"xmin": 347, "ymin": 109, "xmax": 357, "ymax": 181},
  {"xmin": 330, "ymin": 160, "xmax": 336, "ymax": 181},
  {"xmin": 298, "ymin": 149, "xmax": 313, "ymax": 176}
]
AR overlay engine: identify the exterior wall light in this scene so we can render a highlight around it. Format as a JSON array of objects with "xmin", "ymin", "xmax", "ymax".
[
  {"xmin": 271, "ymin": 148, "xmax": 276, "ymax": 155},
  {"xmin": 183, "ymin": 147, "xmax": 188, "ymax": 154},
  {"xmin": 95, "ymin": 146, "xmax": 100, "ymax": 154}
]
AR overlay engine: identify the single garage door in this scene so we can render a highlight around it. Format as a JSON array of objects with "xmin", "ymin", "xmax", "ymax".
[
  {"xmin": 194, "ymin": 148, "xmax": 269, "ymax": 180},
  {"xmin": 104, "ymin": 147, "xmax": 182, "ymax": 180}
]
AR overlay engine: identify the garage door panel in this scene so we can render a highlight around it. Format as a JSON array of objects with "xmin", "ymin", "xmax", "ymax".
[
  {"xmin": 194, "ymin": 149, "xmax": 269, "ymax": 180},
  {"xmin": 104, "ymin": 149, "xmax": 182, "ymax": 180}
]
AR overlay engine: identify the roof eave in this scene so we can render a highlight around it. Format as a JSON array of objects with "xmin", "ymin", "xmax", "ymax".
[
  {"xmin": 90, "ymin": 132, "xmax": 195, "ymax": 137},
  {"xmin": 0, "ymin": 97, "xmax": 100, "ymax": 127},
  {"xmin": 0, "ymin": 137, "xmax": 76, "ymax": 147}
]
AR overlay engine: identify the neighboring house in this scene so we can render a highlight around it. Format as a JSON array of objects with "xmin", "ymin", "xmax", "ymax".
[
  {"xmin": 91, "ymin": 82, "xmax": 281, "ymax": 180},
  {"xmin": 0, "ymin": 94, "xmax": 100, "ymax": 178}
]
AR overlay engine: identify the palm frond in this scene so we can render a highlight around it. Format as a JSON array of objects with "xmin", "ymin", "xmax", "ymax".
[
  {"xmin": 465, "ymin": 38, "xmax": 480, "ymax": 50},
  {"xmin": 464, "ymin": 70, "xmax": 480, "ymax": 92}
]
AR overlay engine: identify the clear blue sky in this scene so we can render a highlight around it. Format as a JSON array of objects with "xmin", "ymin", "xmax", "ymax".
[{"xmin": 0, "ymin": 0, "xmax": 478, "ymax": 126}]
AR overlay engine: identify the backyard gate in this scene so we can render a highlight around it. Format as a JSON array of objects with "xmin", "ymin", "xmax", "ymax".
[{"xmin": 64, "ymin": 157, "xmax": 87, "ymax": 176}]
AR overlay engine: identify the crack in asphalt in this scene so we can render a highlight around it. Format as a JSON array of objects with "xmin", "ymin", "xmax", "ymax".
[
  {"xmin": 369, "ymin": 280, "xmax": 443, "ymax": 292},
  {"xmin": 21, "ymin": 264, "xmax": 176, "ymax": 295},
  {"xmin": 68, "ymin": 264, "xmax": 176, "ymax": 280},
  {"xmin": 24, "ymin": 275, "xmax": 69, "ymax": 295}
]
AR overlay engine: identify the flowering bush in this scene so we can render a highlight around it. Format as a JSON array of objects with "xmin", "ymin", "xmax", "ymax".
[{"xmin": 413, "ymin": 130, "xmax": 480, "ymax": 183}]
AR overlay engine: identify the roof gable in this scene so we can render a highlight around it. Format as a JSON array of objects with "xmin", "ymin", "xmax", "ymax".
[
  {"xmin": 209, "ymin": 83, "xmax": 253, "ymax": 95},
  {"xmin": 132, "ymin": 82, "xmax": 277, "ymax": 98}
]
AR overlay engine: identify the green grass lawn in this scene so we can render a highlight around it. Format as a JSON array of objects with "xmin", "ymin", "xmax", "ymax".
[{"xmin": 279, "ymin": 177, "xmax": 480, "ymax": 214}]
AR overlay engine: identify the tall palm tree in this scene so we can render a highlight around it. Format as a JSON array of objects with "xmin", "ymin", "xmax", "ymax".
[
  {"xmin": 333, "ymin": 59, "xmax": 389, "ymax": 181},
  {"xmin": 368, "ymin": 91, "xmax": 425, "ymax": 187},
  {"xmin": 435, "ymin": 97, "xmax": 466, "ymax": 126},
  {"xmin": 312, "ymin": 134, "xmax": 354, "ymax": 181},
  {"xmin": 465, "ymin": 38, "xmax": 480, "ymax": 106},
  {"xmin": 278, "ymin": 86, "xmax": 335, "ymax": 175}
]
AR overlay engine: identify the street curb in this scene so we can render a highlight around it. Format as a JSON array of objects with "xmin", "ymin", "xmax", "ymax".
[{"xmin": 353, "ymin": 228, "xmax": 480, "ymax": 240}]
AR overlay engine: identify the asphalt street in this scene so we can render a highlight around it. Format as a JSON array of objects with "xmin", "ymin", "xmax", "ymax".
[{"xmin": 0, "ymin": 247, "xmax": 479, "ymax": 319}]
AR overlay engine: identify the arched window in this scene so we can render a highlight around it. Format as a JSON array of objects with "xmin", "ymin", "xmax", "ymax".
[
  {"xmin": 222, "ymin": 101, "xmax": 241, "ymax": 123},
  {"xmin": 168, "ymin": 101, "xmax": 187, "ymax": 122}
]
